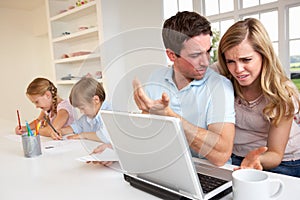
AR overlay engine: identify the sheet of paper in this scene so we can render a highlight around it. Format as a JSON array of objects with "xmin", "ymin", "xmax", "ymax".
[
  {"xmin": 42, "ymin": 139, "xmax": 85, "ymax": 155},
  {"xmin": 4, "ymin": 134, "xmax": 22, "ymax": 142},
  {"xmin": 77, "ymin": 148, "xmax": 119, "ymax": 162}
]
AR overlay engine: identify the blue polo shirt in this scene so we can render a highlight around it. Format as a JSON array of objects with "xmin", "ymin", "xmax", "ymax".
[{"xmin": 145, "ymin": 66, "xmax": 235, "ymax": 158}]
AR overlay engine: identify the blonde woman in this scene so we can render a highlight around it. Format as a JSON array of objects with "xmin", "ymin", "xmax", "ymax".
[{"xmin": 218, "ymin": 18, "xmax": 300, "ymax": 177}]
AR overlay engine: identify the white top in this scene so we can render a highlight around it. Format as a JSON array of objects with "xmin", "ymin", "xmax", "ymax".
[{"xmin": 233, "ymin": 95, "xmax": 300, "ymax": 161}]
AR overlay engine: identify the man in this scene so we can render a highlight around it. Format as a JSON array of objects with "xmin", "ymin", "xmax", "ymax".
[{"xmin": 133, "ymin": 11, "xmax": 235, "ymax": 166}]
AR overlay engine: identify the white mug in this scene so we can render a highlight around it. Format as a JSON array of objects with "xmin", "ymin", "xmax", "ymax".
[{"xmin": 232, "ymin": 169, "xmax": 284, "ymax": 200}]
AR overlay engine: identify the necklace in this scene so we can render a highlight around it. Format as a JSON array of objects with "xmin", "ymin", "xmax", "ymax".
[{"xmin": 237, "ymin": 94, "xmax": 264, "ymax": 108}]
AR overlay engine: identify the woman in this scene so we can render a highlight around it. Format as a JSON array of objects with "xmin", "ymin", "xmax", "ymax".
[{"xmin": 217, "ymin": 18, "xmax": 300, "ymax": 177}]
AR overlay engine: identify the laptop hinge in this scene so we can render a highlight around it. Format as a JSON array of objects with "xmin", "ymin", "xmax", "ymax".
[
  {"xmin": 124, "ymin": 174, "xmax": 192, "ymax": 200},
  {"xmin": 179, "ymin": 189, "xmax": 198, "ymax": 200}
]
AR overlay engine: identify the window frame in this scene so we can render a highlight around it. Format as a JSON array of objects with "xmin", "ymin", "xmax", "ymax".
[{"xmin": 193, "ymin": 0, "xmax": 300, "ymax": 76}]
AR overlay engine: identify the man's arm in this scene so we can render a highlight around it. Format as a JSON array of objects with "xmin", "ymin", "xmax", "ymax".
[
  {"xmin": 180, "ymin": 117, "xmax": 234, "ymax": 166},
  {"xmin": 133, "ymin": 79, "xmax": 235, "ymax": 166}
]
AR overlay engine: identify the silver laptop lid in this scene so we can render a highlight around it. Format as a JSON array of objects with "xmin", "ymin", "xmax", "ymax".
[{"xmin": 101, "ymin": 110, "xmax": 203, "ymax": 199}]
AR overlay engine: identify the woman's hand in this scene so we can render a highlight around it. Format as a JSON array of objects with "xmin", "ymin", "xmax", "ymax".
[{"xmin": 234, "ymin": 147, "xmax": 268, "ymax": 170}]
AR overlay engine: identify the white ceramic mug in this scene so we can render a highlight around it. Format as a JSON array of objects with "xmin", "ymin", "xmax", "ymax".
[{"xmin": 232, "ymin": 169, "xmax": 284, "ymax": 200}]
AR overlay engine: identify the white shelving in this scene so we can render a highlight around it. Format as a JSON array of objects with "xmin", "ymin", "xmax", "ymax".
[{"xmin": 46, "ymin": 0, "xmax": 103, "ymax": 98}]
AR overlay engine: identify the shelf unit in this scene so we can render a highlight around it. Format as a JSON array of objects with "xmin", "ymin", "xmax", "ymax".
[{"xmin": 45, "ymin": 0, "xmax": 103, "ymax": 98}]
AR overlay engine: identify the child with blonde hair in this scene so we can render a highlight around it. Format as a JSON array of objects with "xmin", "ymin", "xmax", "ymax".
[
  {"xmin": 15, "ymin": 77, "xmax": 75, "ymax": 140},
  {"xmin": 60, "ymin": 77, "xmax": 111, "ymax": 143}
]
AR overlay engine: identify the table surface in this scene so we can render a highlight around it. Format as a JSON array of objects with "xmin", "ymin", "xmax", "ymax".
[{"xmin": 1, "ymin": 118, "xmax": 300, "ymax": 200}]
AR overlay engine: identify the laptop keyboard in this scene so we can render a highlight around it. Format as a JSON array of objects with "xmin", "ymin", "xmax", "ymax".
[{"xmin": 197, "ymin": 173, "xmax": 228, "ymax": 194}]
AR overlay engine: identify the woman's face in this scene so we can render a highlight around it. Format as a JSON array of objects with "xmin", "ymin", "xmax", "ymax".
[{"xmin": 224, "ymin": 39, "xmax": 262, "ymax": 88}]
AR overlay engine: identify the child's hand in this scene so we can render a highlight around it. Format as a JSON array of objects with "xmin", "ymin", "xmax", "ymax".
[
  {"xmin": 66, "ymin": 134, "xmax": 80, "ymax": 140},
  {"xmin": 92, "ymin": 143, "xmax": 113, "ymax": 154},
  {"xmin": 88, "ymin": 143, "xmax": 114, "ymax": 166},
  {"xmin": 50, "ymin": 131, "xmax": 62, "ymax": 140},
  {"xmin": 15, "ymin": 126, "xmax": 25, "ymax": 135}
]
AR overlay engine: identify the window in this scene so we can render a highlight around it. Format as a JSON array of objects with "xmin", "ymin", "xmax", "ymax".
[
  {"xmin": 289, "ymin": 5, "xmax": 300, "ymax": 89},
  {"xmin": 163, "ymin": 0, "xmax": 193, "ymax": 19},
  {"xmin": 242, "ymin": 0, "xmax": 277, "ymax": 8},
  {"xmin": 204, "ymin": 0, "xmax": 234, "ymax": 16},
  {"xmin": 163, "ymin": 0, "xmax": 193, "ymax": 65},
  {"xmin": 163, "ymin": 0, "xmax": 300, "ymax": 84},
  {"xmin": 197, "ymin": 0, "xmax": 298, "ymax": 85},
  {"xmin": 242, "ymin": 10, "xmax": 279, "ymax": 54}
]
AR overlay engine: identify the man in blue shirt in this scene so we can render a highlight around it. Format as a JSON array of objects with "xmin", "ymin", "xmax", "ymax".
[{"xmin": 133, "ymin": 11, "xmax": 235, "ymax": 166}]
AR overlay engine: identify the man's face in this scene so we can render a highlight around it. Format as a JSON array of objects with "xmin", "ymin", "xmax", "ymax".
[{"xmin": 173, "ymin": 34, "xmax": 211, "ymax": 81}]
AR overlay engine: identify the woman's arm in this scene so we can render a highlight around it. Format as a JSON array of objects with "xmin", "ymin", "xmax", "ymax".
[
  {"xmin": 240, "ymin": 116, "xmax": 293, "ymax": 170},
  {"xmin": 260, "ymin": 116, "xmax": 292, "ymax": 169}
]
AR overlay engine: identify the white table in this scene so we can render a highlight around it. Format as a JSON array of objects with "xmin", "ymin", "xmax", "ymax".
[
  {"xmin": 0, "ymin": 119, "xmax": 156, "ymax": 200},
  {"xmin": 1, "ymin": 118, "xmax": 300, "ymax": 200}
]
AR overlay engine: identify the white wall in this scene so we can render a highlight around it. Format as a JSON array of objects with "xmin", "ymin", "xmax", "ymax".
[
  {"xmin": 0, "ymin": 4, "xmax": 53, "ymax": 123},
  {"xmin": 0, "ymin": 0, "xmax": 166, "ymax": 125},
  {"xmin": 101, "ymin": 0, "xmax": 167, "ymax": 112}
]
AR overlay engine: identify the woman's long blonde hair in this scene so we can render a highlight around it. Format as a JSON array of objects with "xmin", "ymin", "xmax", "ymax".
[{"xmin": 218, "ymin": 18, "xmax": 300, "ymax": 126}]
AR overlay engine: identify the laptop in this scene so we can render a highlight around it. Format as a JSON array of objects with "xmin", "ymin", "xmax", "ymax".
[{"xmin": 100, "ymin": 110, "xmax": 232, "ymax": 200}]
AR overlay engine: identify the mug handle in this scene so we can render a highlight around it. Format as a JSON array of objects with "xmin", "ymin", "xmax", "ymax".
[{"xmin": 270, "ymin": 179, "xmax": 284, "ymax": 199}]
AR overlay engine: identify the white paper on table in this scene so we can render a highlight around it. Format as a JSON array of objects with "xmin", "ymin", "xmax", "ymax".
[
  {"xmin": 42, "ymin": 139, "xmax": 84, "ymax": 155},
  {"xmin": 4, "ymin": 134, "xmax": 22, "ymax": 142},
  {"xmin": 77, "ymin": 148, "xmax": 119, "ymax": 162}
]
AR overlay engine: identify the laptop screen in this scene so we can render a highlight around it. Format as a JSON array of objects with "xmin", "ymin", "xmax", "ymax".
[{"xmin": 100, "ymin": 110, "xmax": 203, "ymax": 199}]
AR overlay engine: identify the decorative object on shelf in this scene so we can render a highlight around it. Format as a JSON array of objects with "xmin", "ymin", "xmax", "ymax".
[
  {"xmin": 69, "ymin": 51, "xmax": 91, "ymax": 57},
  {"xmin": 58, "ymin": 9, "xmax": 67, "ymax": 14},
  {"xmin": 60, "ymin": 51, "xmax": 91, "ymax": 59},
  {"xmin": 95, "ymin": 71, "xmax": 102, "ymax": 79},
  {"xmin": 78, "ymin": 26, "xmax": 89, "ymax": 31},
  {"xmin": 46, "ymin": 0, "xmax": 103, "ymax": 98},
  {"xmin": 61, "ymin": 72, "xmax": 102, "ymax": 81},
  {"xmin": 61, "ymin": 74, "xmax": 75, "ymax": 80},
  {"xmin": 76, "ymin": 0, "xmax": 88, "ymax": 6},
  {"xmin": 62, "ymin": 31, "xmax": 71, "ymax": 35}
]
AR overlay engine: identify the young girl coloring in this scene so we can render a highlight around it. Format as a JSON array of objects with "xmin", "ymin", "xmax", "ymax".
[{"xmin": 15, "ymin": 77, "xmax": 75, "ymax": 140}]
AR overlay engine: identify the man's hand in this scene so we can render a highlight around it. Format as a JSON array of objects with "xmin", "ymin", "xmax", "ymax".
[{"xmin": 132, "ymin": 79, "xmax": 172, "ymax": 116}]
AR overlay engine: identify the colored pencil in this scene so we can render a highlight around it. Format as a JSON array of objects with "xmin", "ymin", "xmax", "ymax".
[{"xmin": 17, "ymin": 110, "xmax": 21, "ymax": 129}]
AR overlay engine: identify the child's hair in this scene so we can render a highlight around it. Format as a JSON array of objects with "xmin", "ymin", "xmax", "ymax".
[
  {"xmin": 26, "ymin": 77, "xmax": 58, "ymax": 114},
  {"xmin": 69, "ymin": 77, "xmax": 106, "ymax": 107}
]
